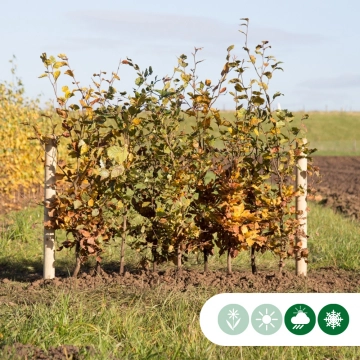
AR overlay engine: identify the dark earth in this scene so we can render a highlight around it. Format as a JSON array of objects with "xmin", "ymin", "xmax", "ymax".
[
  {"xmin": 1, "ymin": 156, "xmax": 360, "ymax": 359},
  {"xmin": 313, "ymin": 156, "xmax": 360, "ymax": 220}
]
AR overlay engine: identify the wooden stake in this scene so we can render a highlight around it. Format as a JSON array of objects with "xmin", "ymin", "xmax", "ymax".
[
  {"xmin": 43, "ymin": 137, "xmax": 57, "ymax": 279},
  {"xmin": 119, "ymin": 211, "xmax": 127, "ymax": 275},
  {"xmin": 203, "ymin": 249, "xmax": 209, "ymax": 273},
  {"xmin": 296, "ymin": 138, "xmax": 307, "ymax": 276},
  {"xmin": 227, "ymin": 248, "xmax": 232, "ymax": 275}
]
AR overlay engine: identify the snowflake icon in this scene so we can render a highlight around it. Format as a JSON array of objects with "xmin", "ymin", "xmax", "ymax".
[
  {"xmin": 319, "ymin": 304, "xmax": 349, "ymax": 335},
  {"xmin": 324, "ymin": 310, "xmax": 343, "ymax": 329}
]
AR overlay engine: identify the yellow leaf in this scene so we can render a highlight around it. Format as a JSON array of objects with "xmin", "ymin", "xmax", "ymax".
[
  {"xmin": 233, "ymin": 203, "xmax": 244, "ymax": 218},
  {"xmin": 132, "ymin": 118, "xmax": 141, "ymax": 125},
  {"xmin": 254, "ymin": 128, "xmax": 259, "ymax": 136},
  {"xmin": 260, "ymin": 82, "xmax": 268, "ymax": 90},
  {"xmin": 88, "ymin": 198, "xmax": 94, "ymax": 207},
  {"xmin": 58, "ymin": 53, "xmax": 68, "ymax": 60},
  {"xmin": 246, "ymin": 238, "xmax": 256, "ymax": 247},
  {"xmin": 250, "ymin": 117, "xmax": 259, "ymax": 126},
  {"xmin": 241, "ymin": 225, "xmax": 248, "ymax": 234},
  {"xmin": 54, "ymin": 70, "xmax": 60, "ymax": 81},
  {"xmin": 181, "ymin": 73, "xmax": 191, "ymax": 82},
  {"xmin": 205, "ymin": 79, "xmax": 211, "ymax": 86},
  {"xmin": 228, "ymin": 127, "xmax": 233, "ymax": 134},
  {"xmin": 53, "ymin": 61, "xmax": 67, "ymax": 69},
  {"xmin": 62, "ymin": 85, "xmax": 69, "ymax": 93},
  {"xmin": 80, "ymin": 143, "xmax": 89, "ymax": 155},
  {"xmin": 250, "ymin": 55, "xmax": 256, "ymax": 64},
  {"xmin": 38, "ymin": 73, "xmax": 47, "ymax": 78}
]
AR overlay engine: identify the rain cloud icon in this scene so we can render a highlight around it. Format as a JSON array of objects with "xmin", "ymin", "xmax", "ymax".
[{"xmin": 291, "ymin": 311, "xmax": 310, "ymax": 329}]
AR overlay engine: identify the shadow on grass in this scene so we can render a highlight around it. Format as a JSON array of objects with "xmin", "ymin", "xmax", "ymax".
[{"xmin": 0, "ymin": 257, "xmax": 140, "ymax": 282}]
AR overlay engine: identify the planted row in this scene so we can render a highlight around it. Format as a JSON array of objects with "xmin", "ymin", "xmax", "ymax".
[{"xmin": 36, "ymin": 20, "xmax": 318, "ymax": 277}]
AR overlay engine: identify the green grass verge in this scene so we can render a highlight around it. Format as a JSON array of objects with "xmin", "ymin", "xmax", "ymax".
[{"xmin": 1, "ymin": 286, "xmax": 360, "ymax": 360}]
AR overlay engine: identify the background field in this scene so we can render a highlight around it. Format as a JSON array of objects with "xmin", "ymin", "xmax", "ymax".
[{"xmin": 220, "ymin": 111, "xmax": 360, "ymax": 156}]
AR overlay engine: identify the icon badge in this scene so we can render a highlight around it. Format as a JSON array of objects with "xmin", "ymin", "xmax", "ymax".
[
  {"xmin": 318, "ymin": 304, "xmax": 349, "ymax": 335},
  {"xmin": 284, "ymin": 304, "xmax": 316, "ymax": 335},
  {"xmin": 251, "ymin": 304, "xmax": 282, "ymax": 335},
  {"xmin": 218, "ymin": 304, "xmax": 249, "ymax": 335}
]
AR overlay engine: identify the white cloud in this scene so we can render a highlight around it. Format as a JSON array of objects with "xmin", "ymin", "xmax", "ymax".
[{"xmin": 65, "ymin": 10, "xmax": 328, "ymax": 51}]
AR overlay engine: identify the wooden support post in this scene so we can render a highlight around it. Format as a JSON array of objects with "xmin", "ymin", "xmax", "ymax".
[
  {"xmin": 295, "ymin": 138, "xmax": 307, "ymax": 276},
  {"xmin": 43, "ymin": 137, "xmax": 57, "ymax": 279}
]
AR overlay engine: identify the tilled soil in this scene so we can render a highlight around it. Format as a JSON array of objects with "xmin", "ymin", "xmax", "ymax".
[
  {"xmin": 2, "ymin": 267, "xmax": 360, "ymax": 295},
  {"xmin": 313, "ymin": 156, "xmax": 360, "ymax": 219},
  {"xmin": 0, "ymin": 343, "xmax": 97, "ymax": 360}
]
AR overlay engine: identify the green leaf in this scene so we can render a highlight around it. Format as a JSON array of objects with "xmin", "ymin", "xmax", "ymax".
[
  {"xmin": 264, "ymin": 71, "xmax": 272, "ymax": 79},
  {"xmin": 234, "ymin": 83, "xmax": 244, "ymax": 92},
  {"xmin": 135, "ymin": 77, "xmax": 144, "ymax": 86},
  {"xmin": 273, "ymin": 92, "xmax": 283, "ymax": 100},
  {"xmin": 74, "ymin": 200, "xmax": 82, "ymax": 209},
  {"xmin": 251, "ymin": 96, "xmax": 265, "ymax": 106},
  {"xmin": 204, "ymin": 171, "xmax": 216, "ymax": 186},
  {"xmin": 107, "ymin": 145, "xmax": 128, "ymax": 164}
]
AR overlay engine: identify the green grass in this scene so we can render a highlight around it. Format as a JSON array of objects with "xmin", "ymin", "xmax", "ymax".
[
  {"xmin": 1, "ymin": 203, "xmax": 360, "ymax": 359},
  {"xmin": 1, "ymin": 286, "xmax": 360, "ymax": 360},
  {"xmin": 219, "ymin": 111, "xmax": 360, "ymax": 156}
]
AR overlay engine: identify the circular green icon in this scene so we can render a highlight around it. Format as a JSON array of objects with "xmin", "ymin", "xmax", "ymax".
[
  {"xmin": 251, "ymin": 304, "xmax": 282, "ymax": 335},
  {"xmin": 284, "ymin": 304, "xmax": 316, "ymax": 335},
  {"xmin": 318, "ymin": 304, "xmax": 349, "ymax": 335},
  {"xmin": 218, "ymin": 304, "xmax": 249, "ymax": 335}
]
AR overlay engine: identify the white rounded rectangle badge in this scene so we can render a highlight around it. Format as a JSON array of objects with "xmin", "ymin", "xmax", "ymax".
[{"xmin": 199, "ymin": 293, "xmax": 359, "ymax": 346}]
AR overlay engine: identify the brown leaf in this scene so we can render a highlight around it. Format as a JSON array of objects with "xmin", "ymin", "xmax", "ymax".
[
  {"xmin": 79, "ymin": 230, "xmax": 91, "ymax": 238},
  {"xmin": 56, "ymin": 108, "xmax": 68, "ymax": 119}
]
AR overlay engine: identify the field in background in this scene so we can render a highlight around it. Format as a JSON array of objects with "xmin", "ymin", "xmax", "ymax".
[{"xmin": 219, "ymin": 111, "xmax": 360, "ymax": 156}]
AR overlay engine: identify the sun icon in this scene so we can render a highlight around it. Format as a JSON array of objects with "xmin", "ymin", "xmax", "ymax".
[
  {"xmin": 293, "ymin": 305, "xmax": 307, "ymax": 315},
  {"xmin": 255, "ymin": 307, "xmax": 279, "ymax": 331}
]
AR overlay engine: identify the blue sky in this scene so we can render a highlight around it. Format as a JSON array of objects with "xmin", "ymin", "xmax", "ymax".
[{"xmin": 1, "ymin": 0, "xmax": 359, "ymax": 111}]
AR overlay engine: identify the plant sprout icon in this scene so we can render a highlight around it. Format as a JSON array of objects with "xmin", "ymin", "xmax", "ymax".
[
  {"xmin": 226, "ymin": 308, "xmax": 241, "ymax": 331},
  {"xmin": 255, "ymin": 307, "xmax": 278, "ymax": 331}
]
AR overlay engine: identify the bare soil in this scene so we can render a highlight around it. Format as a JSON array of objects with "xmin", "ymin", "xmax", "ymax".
[
  {"xmin": 313, "ymin": 156, "xmax": 360, "ymax": 220},
  {"xmin": 2, "ymin": 267, "xmax": 360, "ymax": 294}
]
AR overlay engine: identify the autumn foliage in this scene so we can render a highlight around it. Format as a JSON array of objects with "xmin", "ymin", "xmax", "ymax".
[{"xmin": 35, "ymin": 19, "xmax": 318, "ymax": 276}]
